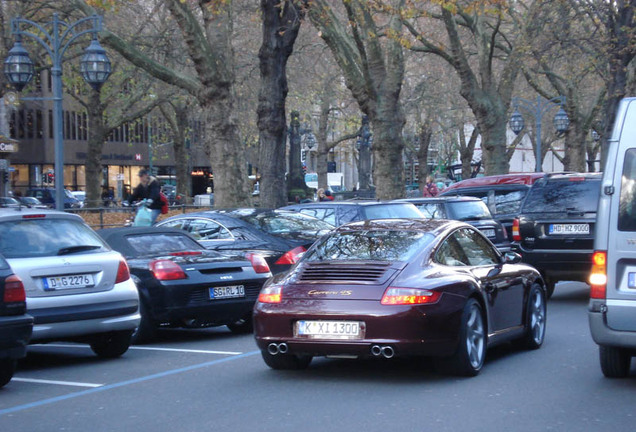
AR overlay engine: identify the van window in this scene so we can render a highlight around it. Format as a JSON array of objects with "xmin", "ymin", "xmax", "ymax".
[{"xmin": 618, "ymin": 148, "xmax": 636, "ymax": 231}]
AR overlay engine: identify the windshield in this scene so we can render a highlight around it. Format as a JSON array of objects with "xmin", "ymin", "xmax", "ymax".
[
  {"xmin": 0, "ymin": 218, "xmax": 106, "ymax": 258},
  {"xmin": 304, "ymin": 230, "xmax": 434, "ymax": 262},
  {"xmin": 239, "ymin": 211, "xmax": 334, "ymax": 234},
  {"xmin": 362, "ymin": 204, "xmax": 423, "ymax": 220},
  {"xmin": 446, "ymin": 201, "xmax": 491, "ymax": 220},
  {"xmin": 126, "ymin": 234, "xmax": 203, "ymax": 255},
  {"xmin": 522, "ymin": 178, "xmax": 601, "ymax": 213}
]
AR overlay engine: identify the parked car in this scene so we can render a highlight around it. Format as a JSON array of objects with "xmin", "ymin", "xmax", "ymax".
[
  {"xmin": 396, "ymin": 196, "xmax": 511, "ymax": 252},
  {"xmin": 0, "ymin": 254, "xmax": 33, "ymax": 388},
  {"xmin": 25, "ymin": 188, "xmax": 81, "ymax": 209},
  {"xmin": 156, "ymin": 209, "xmax": 334, "ymax": 275},
  {"xmin": 440, "ymin": 173, "xmax": 546, "ymax": 238},
  {"xmin": 280, "ymin": 201, "xmax": 424, "ymax": 227},
  {"xmin": 17, "ymin": 196, "xmax": 48, "ymax": 209},
  {"xmin": 0, "ymin": 208, "xmax": 140, "ymax": 358},
  {"xmin": 589, "ymin": 97, "xmax": 636, "ymax": 378},
  {"xmin": 98, "ymin": 227, "xmax": 272, "ymax": 342},
  {"xmin": 254, "ymin": 218, "xmax": 546, "ymax": 376},
  {"xmin": 0, "ymin": 197, "xmax": 20, "ymax": 208},
  {"xmin": 70, "ymin": 191, "xmax": 86, "ymax": 207},
  {"xmin": 512, "ymin": 172, "xmax": 602, "ymax": 298}
]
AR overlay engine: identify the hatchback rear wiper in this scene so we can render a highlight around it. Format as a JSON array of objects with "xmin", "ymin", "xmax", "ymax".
[{"xmin": 57, "ymin": 245, "xmax": 102, "ymax": 255}]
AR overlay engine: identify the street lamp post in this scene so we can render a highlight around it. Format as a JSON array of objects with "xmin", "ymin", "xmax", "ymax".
[
  {"xmin": 509, "ymin": 95, "xmax": 569, "ymax": 173},
  {"xmin": 356, "ymin": 115, "xmax": 372, "ymax": 190},
  {"xmin": 288, "ymin": 111, "xmax": 315, "ymax": 192},
  {"xmin": 3, "ymin": 14, "xmax": 111, "ymax": 210}
]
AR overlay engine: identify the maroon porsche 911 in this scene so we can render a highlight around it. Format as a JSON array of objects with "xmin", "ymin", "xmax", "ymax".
[{"xmin": 253, "ymin": 219, "xmax": 547, "ymax": 376}]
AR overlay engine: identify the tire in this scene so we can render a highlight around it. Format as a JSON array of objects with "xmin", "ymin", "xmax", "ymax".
[
  {"xmin": 436, "ymin": 298, "xmax": 486, "ymax": 377},
  {"xmin": 599, "ymin": 345, "xmax": 632, "ymax": 378},
  {"xmin": 517, "ymin": 284, "xmax": 547, "ymax": 350},
  {"xmin": 132, "ymin": 301, "xmax": 157, "ymax": 344},
  {"xmin": 261, "ymin": 350, "xmax": 312, "ymax": 370},
  {"xmin": 226, "ymin": 315, "xmax": 253, "ymax": 334},
  {"xmin": 90, "ymin": 330, "xmax": 134, "ymax": 358},
  {"xmin": 0, "ymin": 359, "xmax": 17, "ymax": 388}
]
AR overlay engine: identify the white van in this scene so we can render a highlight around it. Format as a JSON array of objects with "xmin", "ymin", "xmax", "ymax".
[{"xmin": 589, "ymin": 97, "xmax": 636, "ymax": 377}]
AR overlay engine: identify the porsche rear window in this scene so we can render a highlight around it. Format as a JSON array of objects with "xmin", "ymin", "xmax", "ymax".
[{"xmin": 305, "ymin": 230, "xmax": 434, "ymax": 262}]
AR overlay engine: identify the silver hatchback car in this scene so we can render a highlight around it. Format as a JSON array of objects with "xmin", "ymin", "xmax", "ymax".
[{"xmin": 0, "ymin": 208, "xmax": 140, "ymax": 358}]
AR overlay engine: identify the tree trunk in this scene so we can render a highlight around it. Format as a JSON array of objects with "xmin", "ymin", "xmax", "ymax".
[
  {"xmin": 258, "ymin": 0, "xmax": 303, "ymax": 208},
  {"xmin": 173, "ymin": 107, "xmax": 191, "ymax": 203},
  {"xmin": 371, "ymin": 101, "xmax": 406, "ymax": 199},
  {"xmin": 85, "ymin": 90, "xmax": 106, "ymax": 208},
  {"xmin": 417, "ymin": 124, "xmax": 432, "ymax": 195},
  {"xmin": 287, "ymin": 111, "xmax": 306, "ymax": 196}
]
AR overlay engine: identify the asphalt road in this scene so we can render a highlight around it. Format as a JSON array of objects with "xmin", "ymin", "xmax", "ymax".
[{"xmin": 1, "ymin": 282, "xmax": 635, "ymax": 432}]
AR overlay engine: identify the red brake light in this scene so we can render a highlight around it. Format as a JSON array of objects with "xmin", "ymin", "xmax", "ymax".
[
  {"xmin": 22, "ymin": 214, "xmax": 46, "ymax": 219},
  {"xmin": 150, "ymin": 259, "xmax": 186, "ymax": 281},
  {"xmin": 590, "ymin": 250, "xmax": 607, "ymax": 299},
  {"xmin": 169, "ymin": 251, "xmax": 202, "ymax": 256},
  {"xmin": 258, "ymin": 285, "xmax": 282, "ymax": 303},
  {"xmin": 512, "ymin": 218, "xmax": 521, "ymax": 242},
  {"xmin": 115, "ymin": 258, "xmax": 131, "ymax": 284},
  {"xmin": 274, "ymin": 246, "xmax": 306, "ymax": 265},
  {"xmin": 246, "ymin": 252, "xmax": 271, "ymax": 274},
  {"xmin": 3, "ymin": 275, "xmax": 26, "ymax": 303},
  {"xmin": 381, "ymin": 287, "xmax": 441, "ymax": 305}
]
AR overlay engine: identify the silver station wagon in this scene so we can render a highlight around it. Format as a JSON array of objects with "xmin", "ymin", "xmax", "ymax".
[{"xmin": 0, "ymin": 208, "xmax": 140, "ymax": 358}]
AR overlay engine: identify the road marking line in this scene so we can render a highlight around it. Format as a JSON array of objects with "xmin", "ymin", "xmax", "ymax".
[
  {"xmin": 31, "ymin": 343, "xmax": 241, "ymax": 355},
  {"xmin": 129, "ymin": 346, "xmax": 242, "ymax": 355},
  {"xmin": 0, "ymin": 350, "xmax": 260, "ymax": 417},
  {"xmin": 11, "ymin": 378, "xmax": 103, "ymax": 388}
]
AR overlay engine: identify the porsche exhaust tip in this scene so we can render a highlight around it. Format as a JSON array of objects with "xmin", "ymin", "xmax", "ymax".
[
  {"xmin": 371, "ymin": 345, "xmax": 382, "ymax": 356},
  {"xmin": 267, "ymin": 342, "xmax": 288, "ymax": 355},
  {"xmin": 381, "ymin": 346, "xmax": 395, "ymax": 359}
]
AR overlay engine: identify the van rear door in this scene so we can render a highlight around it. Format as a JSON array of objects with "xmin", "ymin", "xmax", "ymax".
[{"xmin": 603, "ymin": 100, "xmax": 636, "ymax": 332}]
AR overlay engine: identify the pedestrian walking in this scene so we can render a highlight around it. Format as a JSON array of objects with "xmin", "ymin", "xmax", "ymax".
[
  {"xmin": 128, "ymin": 169, "xmax": 162, "ymax": 225},
  {"xmin": 422, "ymin": 175, "xmax": 439, "ymax": 197}
]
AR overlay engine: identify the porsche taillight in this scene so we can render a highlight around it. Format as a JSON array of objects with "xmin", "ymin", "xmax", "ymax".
[
  {"xmin": 258, "ymin": 285, "xmax": 282, "ymax": 303},
  {"xmin": 150, "ymin": 259, "xmax": 186, "ymax": 281},
  {"xmin": 381, "ymin": 287, "xmax": 441, "ymax": 305},
  {"xmin": 115, "ymin": 258, "xmax": 131, "ymax": 284},
  {"xmin": 512, "ymin": 218, "xmax": 521, "ymax": 242},
  {"xmin": 3, "ymin": 275, "xmax": 26, "ymax": 303},
  {"xmin": 274, "ymin": 246, "xmax": 306, "ymax": 265},
  {"xmin": 590, "ymin": 250, "xmax": 607, "ymax": 299}
]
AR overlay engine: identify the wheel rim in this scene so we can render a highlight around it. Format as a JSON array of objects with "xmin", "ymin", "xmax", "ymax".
[
  {"xmin": 466, "ymin": 304, "xmax": 485, "ymax": 368},
  {"xmin": 529, "ymin": 290, "xmax": 546, "ymax": 344}
]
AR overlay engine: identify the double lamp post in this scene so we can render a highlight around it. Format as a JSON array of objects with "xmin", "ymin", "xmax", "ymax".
[
  {"xmin": 3, "ymin": 14, "xmax": 111, "ymax": 210},
  {"xmin": 509, "ymin": 95, "xmax": 570, "ymax": 172}
]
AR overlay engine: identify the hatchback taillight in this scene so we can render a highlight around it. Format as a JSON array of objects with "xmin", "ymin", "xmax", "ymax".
[
  {"xmin": 512, "ymin": 218, "xmax": 521, "ymax": 242},
  {"xmin": 590, "ymin": 250, "xmax": 607, "ymax": 299},
  {"xmin": 3, "ymin": 275, "xmax": 26, "ymax": 303},
  {"xmin": 150, "ymin": 259, "xmax": 186, "ymax": 281},
  {"xmin": 115, "ymin": 258, "xmax": 131, "ymax": 284},
  {"xmin": 274, "ymin": 246, "xmax": 306, "ymax": 265}
]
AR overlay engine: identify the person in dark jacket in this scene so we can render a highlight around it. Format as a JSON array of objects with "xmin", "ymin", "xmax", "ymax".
[{"xmin": 128, "ymin": 169, "xmax": 162, "ymax": 224}]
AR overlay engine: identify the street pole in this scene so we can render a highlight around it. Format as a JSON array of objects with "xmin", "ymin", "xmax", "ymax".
[
  {"xmin": 509, "ymin": 96, "xmax": 569, "ymax": 172},
  {"xmin": 4, "ymin": 14, "xmax": 110, "ymax": 210}
]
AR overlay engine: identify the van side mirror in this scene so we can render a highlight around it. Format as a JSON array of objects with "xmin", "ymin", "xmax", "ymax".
[{"xmin": 503, "ymin": 251, "xmax": 522, "ymax": 264}]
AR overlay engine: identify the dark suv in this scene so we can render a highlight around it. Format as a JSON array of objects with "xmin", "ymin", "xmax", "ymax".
[
  {"xmin": 0, "ymin": 254, "xmax": 33, "ymax": 388},
  {"xmin": 512, "ymin": 172, "xmax": 602, "ymax": 297}
]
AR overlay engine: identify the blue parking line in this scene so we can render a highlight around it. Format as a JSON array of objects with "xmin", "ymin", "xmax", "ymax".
[{"xmin": 0, "ymin": 350, "xmax": 260, "ymax": 417}]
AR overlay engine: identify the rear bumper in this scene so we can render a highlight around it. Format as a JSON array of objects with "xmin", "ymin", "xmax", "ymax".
[
  {"xmin": 512, "ymin": 245, "xmax": 592, "ymax": 281},
  {"xmin": 253, "ymin": 296, "xmax": 464, "ymax": 358},
  {"xmin": 152, "ymin": 300, "xmax": 256, "ymax": 325},
  {"xmin": 589, "ymin": 311, "xmax": 636, "ymax": 350},
  {"xmin": 0, "ymin": 314, "xmax": 33, "ymax": 360}
]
